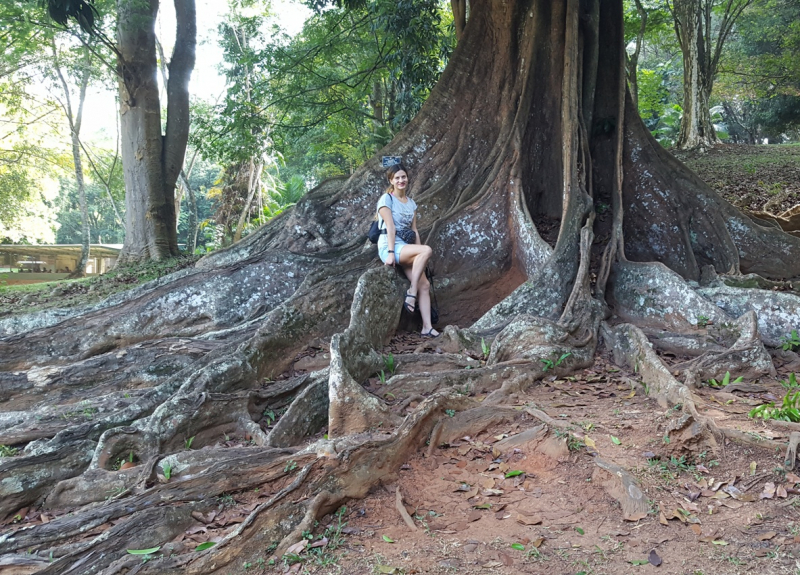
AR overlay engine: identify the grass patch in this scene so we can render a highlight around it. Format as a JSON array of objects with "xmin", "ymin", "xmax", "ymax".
[{"xmin": 0, "ymin": 255, "xmax": 200, "ymax": 317}]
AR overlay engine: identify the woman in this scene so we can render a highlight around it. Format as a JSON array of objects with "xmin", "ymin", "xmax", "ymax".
[{"xmin": 376, "ymin": 164, "xmax": 439, "ymax": 337}]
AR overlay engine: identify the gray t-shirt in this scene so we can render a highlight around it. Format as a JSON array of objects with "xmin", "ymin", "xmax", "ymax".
[{"xmin": 376, "ymin": 193, "xmax": 417, "ymax": 232}]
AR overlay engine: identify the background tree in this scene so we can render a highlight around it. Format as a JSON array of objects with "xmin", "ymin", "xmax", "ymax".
[
  {"xmin": 666, "ymin": 0, "xmax": 753, "ymax": 149},
  {"xmin": 50, "ymin": 41, "xmax": 94, "ymax": 275},
  {"xmin": 716, "ymin": 0, "xmax": 800, "ymax": 143}
]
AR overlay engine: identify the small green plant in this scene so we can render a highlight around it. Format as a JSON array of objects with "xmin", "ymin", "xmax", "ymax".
[
  {"xmin": 481, "ymin": 337, "xmax": 490, "ymax": 359},
  {"xmin": 377, "ymin": 370, "xmax": 386, "ymax": 384},
  {"xmin": 541, "ymin": 358, "xmax": 555, "ymax": 371},
  {"xmin": 749, "ymin": 390, "xmax": 800, "ymax": 422},
  {"xmin": 782, "ymin": 330, "xmax": 800, "ymax": 351},
  {"xmin": 284, "ymin": 459, "xmax": 298, "ymax": 473},
  {"xmin": 264, "ymin": 409, "xmax": 277, "ymax": 425},
  {"xmin": 782, "ymin": 373, "xmax": 800, "ymax": 391},
  {"xmin": 0, "ymin": 445, "xmax": 19, "ymax": 457},
  {"xmin": 184, "ymin": 436, "xmax": 195, "ymax": 450},
  {"xmin": 445, "ymin": 409, "xmax": 456, "ymax": 417},
  {"xmin": 162, "ymin": 463, "xmax": 172, "ymax": 480},
  {"xmin": 707, "ymin": 371, "xmax": 743, "ymax": 388},
  {"xmin": 696, "ymin": 315, "xmax": 710, "ymax": 328},
  {"xmin": 383, "ymin": 353, "xmax": 396, "ymax": 375}
]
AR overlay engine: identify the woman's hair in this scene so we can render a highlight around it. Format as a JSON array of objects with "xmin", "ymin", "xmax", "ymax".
[{"xmin": 385, "ymin": 163, "xmax": 408, "ymax": 195}]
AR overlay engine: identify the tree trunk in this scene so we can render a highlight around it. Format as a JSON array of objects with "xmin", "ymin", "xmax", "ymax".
[
  {"xmin": 116, "ymin": 0, "xmax": 196, "ymax": 263},
  {"xmin": 53, "ymin": 44, "xmax": 92, "ymax": 278},
  {"xmin": 3, "ymin": 1, "xmax": 800, "ymax": 571},
  {"xmin": 626, "ymin": 0, "xmax": 647, "ymax": 109},
  {"xmin": 670, "ymin": 0, "xmax": 753, "ymax": 150}
]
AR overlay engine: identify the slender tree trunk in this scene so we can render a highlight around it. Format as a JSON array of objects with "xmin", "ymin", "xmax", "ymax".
[
  {"xmin": 233, "ymin": 158, "xmax": 262, "ymax": 243},
  {"xmin": 626, "ymin": 0, "xmax": 647, "ymax": 109},
  {"xmin": 53, "ymin": 44, "xmax": 92, "ymax": 278},
  {"xmin": 116, "ymin": 0, "xmax": 196, "ymax": 263},
  {"xmin": 181, "ymin": 169, "xmax": 198, "ymax": 252}
]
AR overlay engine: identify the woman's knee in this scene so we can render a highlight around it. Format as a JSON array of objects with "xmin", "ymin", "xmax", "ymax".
[{"xmin": 418, "ymin": 275, "xmax": 430, "ymax": 291}]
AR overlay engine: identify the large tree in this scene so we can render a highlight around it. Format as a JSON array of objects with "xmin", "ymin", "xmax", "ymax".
[{"xmin": 2, "ymin": 1, "xmax": 800, "ymax": 572}]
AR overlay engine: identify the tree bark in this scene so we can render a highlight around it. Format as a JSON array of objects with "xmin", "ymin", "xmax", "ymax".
[{"xmin": 116, "ymin": 0, "xmax": 196, "ymax": 263}]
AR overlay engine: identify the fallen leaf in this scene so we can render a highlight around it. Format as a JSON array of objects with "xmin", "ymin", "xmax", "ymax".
[
  {"xmin": 530, "ymin": 537, "xmax": 545, "ymax": 547},
  {"xmin": 648, "ymin": 549, "xmax": 662, "ymax": 566},
  {"xmin": 516, "ymin": 514, "xmax": 542, "ymax": 526},
  {"xmin": 377, "ymin": 566, "xmax": 402, "ymax": 574},
  {"xmin": 498, "ymin": 552, "xmax": 514, "ymax": 566},
  {"xmin": 610, "ymin": 435, "xmax": 621, "ymax": 445},
  {"xmin": 575, "ymin": 527, "xmax": 585, "ymax": 535},
  {"xmin": 712, "ymin": 540, "xmax": 728, "ymax": 546},
  {"xmin": 468, "ymin": 510, "xmax": 483, "ymax": 522},
  {"xmin": 382, "ymin": 535, "xmax": 395, "ymax": 543},
  {"xmin": 505, "ymin": 470, "xmax": 524, "ymax": 478},
  {"xmin": 777, "ymin": 484, "xmax": 788, "ymax": 498},
  {"xmin": 285, "ymin": 540, "xmax": 308, "ymax": 555},
  {"xmin": 482, "ymin": 561, "xmax": 503, "ymax": 568},
  {"xmin": 584, "ymin": 436, "xmax": 597, "ymax": 450},
  {"xmin": 750, "ymin": 461, "xmax": 757, "ymax": 476},
  {"xmin": 511, "ymin": 543, "xmax": 525, "ymax": 551},
  {"xmin": 194, "ymin": 542, "xmax": 216, "ymax": 552},
  {"xmin": 760, "ymin": 482, "xmax": 776, "ymax": 499},
  {"xmin": 126, "ymin": 547, "xmax": 161, "ymax": 555},
  {"xmin": 309, "ymin": 537, "xmax": 329, "ymax": 549},
  {"xmin": 786, "ymin": 472, "xmax": 800, "ymax": 484},
  {"xmin": 690, "ymin": 524, "xmax": 702, "ymax": 536},
  {"xmin": 757, "ymin": 531, "xmax": 777, "ymax": 541}
]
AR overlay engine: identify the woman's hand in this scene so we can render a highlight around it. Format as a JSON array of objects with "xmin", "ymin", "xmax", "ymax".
[{"xmin": 385, "ymin": 253, "xmax": 395, "ymax": 266}]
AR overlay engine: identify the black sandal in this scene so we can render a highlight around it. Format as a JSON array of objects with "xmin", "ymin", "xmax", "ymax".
[
  {"xmin": 421, "ymin": 329, "xmax": 439, "ymax": 338},
  {"xmin": 403, "ymin": 291, "xmax": 417, "ymax": 313}
]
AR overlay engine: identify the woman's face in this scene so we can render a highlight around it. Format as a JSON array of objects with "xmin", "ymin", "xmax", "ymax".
[{"xmin": 391, "ymin": 170, "xmax": 408, "ymax": 191}]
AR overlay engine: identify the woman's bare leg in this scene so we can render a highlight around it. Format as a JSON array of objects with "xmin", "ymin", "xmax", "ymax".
[{"xmin": 397, "ymin": 245, "xmax": 432, "ymax": 311}]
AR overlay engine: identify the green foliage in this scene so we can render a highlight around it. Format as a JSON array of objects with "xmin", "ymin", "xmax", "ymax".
[
  {"xmin": 0, "ymin": 444, "xmax": 20, "ymax": 457},
  {"xmin": 707, "ymin": 371, "xmax": 743, "ymax": 388},
  {"xmin": 781, "ymin": 373, "xmax": 800, "ymax": 391},
  {"xmin": 782, "ymin": 330, "xmax": 800, "ymax": 351},
  {"xmin": 162, "ymin": 463, "xmax": 172, "ymax": 480},
  {"xmin": 481, "ymin": 337, "xmax": 490, "ymax": 359},
  {"xmin": 749, "ymin": 390, "xmax": 800, "ymax": 422},
  {"xmin": 195, "ymin": 0, "xmax": 452, "ymax": 184}
]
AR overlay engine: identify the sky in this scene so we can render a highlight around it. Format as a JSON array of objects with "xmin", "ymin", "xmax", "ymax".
[{"xmin": 82, "ymin": 0, "xmax": 311, "ymax": 140}]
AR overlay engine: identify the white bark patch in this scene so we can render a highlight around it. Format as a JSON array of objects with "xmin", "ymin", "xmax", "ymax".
[
  {"xmin": 697, "ymin": 284, "xmax": 800, "ymax": 347},
  {"xmin": 610, "ymin": 261, "xmax": 730, "ymax": 331}
]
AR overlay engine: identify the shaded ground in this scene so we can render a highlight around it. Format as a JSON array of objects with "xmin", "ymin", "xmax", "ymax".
[{"xmin": 238, "ymin": 339, "xmax": 798, "ymax": 575}]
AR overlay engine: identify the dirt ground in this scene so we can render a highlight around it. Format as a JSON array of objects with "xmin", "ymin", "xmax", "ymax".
[{"xmin": 252, "ymin": 340, "xmax": 797, "ymax": 575}]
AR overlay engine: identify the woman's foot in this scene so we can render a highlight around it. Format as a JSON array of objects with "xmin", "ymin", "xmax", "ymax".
[
  {"xmin": 421, "ymin": 328, "xmax": 439, "ymax": 337},
  {"xmin": 403, "ymin": 291, "xmax": 417, "ymax": 313}
]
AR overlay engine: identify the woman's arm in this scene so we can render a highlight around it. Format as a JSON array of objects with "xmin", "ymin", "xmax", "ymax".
[{"xmin": 379, "ymin": 205, "xmax": 396, "ymax": 265}]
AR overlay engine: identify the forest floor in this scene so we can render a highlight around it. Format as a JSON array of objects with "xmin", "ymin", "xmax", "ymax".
[
  {"xmin": 3, "ymin": 144, "xmax": 800, "ymax": 575},
  {"xmin": 253, "ymin": 333, "xmax": 799, "ymax": 575}
]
